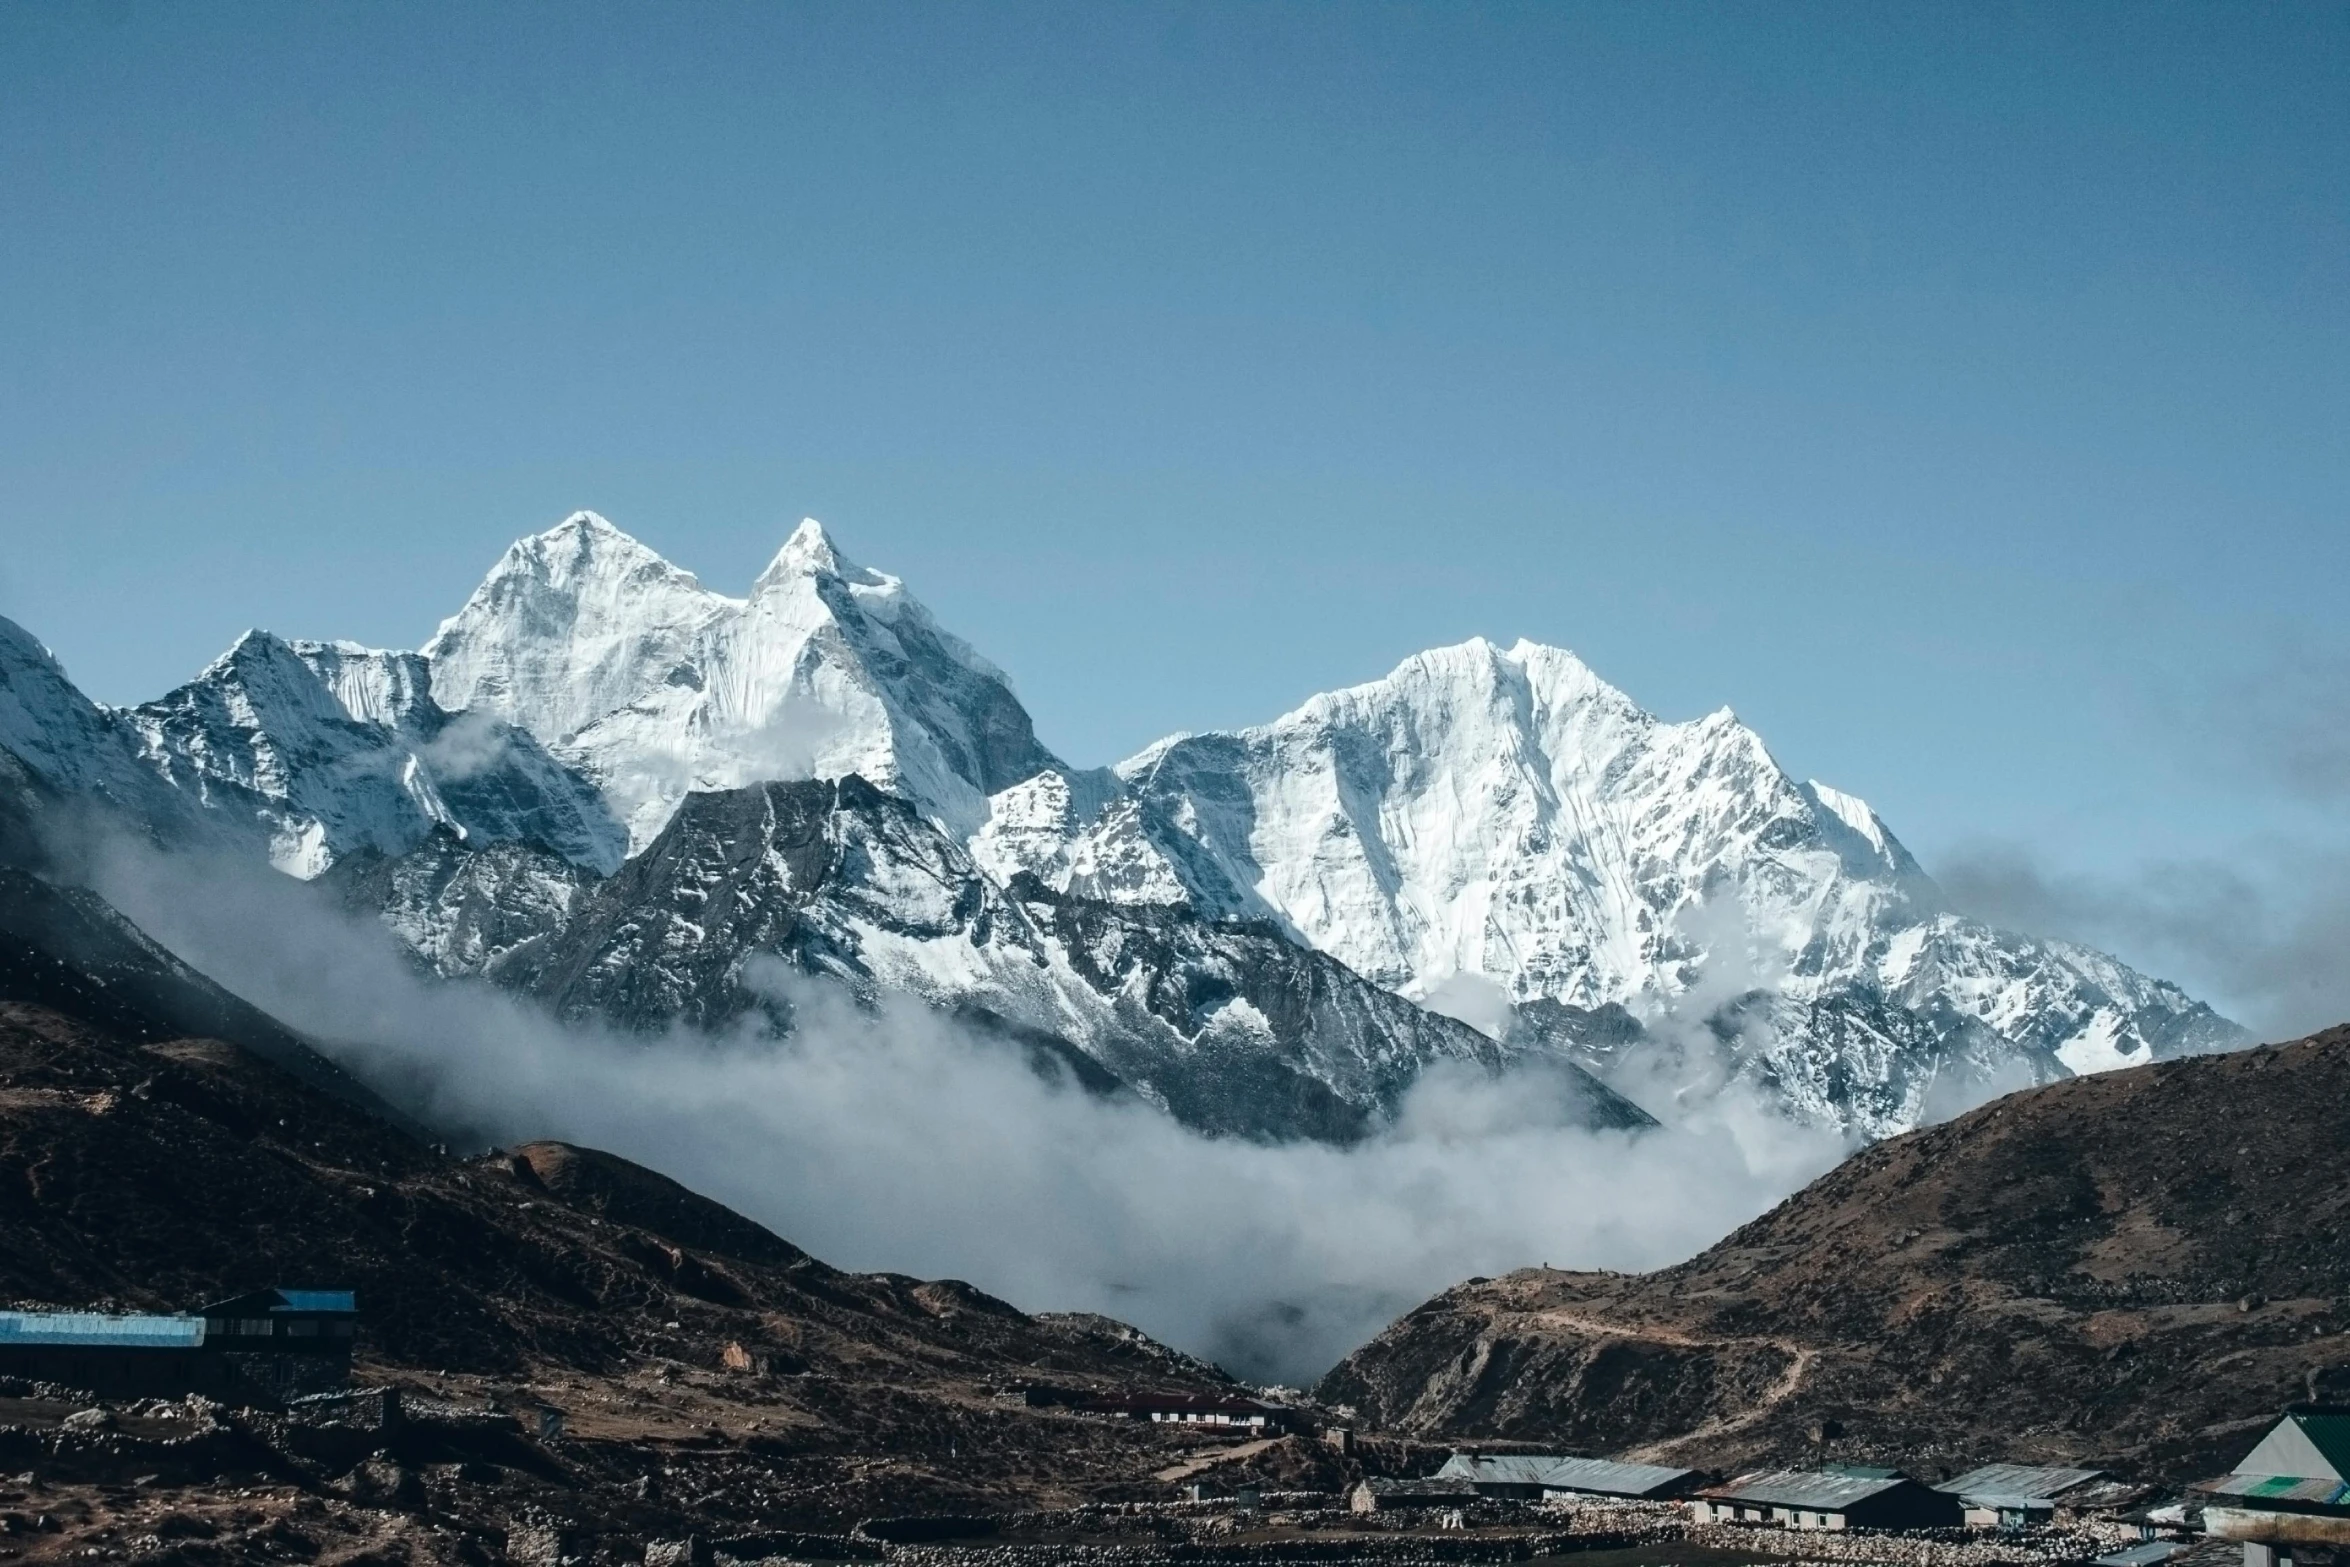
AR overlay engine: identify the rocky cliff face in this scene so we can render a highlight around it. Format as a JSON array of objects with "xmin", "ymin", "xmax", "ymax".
[
  {"xmin": 1319, "ymin": 1025, "xmax": 2350, "ymax": 1480},
  {"xmin": 330, "ymin": 776, "xmax": 1655, "ymax": 1144}
]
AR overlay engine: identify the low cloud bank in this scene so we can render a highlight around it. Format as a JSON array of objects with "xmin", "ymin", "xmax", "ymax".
[
  {"xmin": 1940, "ymin": 841, "xmax": 2350, "ymax": 1044},
  {"xmin": 82, "ymin": 833, "xmax": 1841, "ymax": 1385},
  {"xmin": 1939, "ymin": 643, "xmax": 2350, "ymax": 1044}
]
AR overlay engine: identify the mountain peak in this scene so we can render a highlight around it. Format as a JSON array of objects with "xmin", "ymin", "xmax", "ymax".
[
  {"xmin": 752, "ymin": 517, "xmax": 902, "ymax": 600},
  {"xmin": 203, "ymin": 628, "xmax": 303, "ymax": 680},
  {"xmin": 771, "ymin": 517, "xmax": 842, "ymax": 577},
  {"xmin": 1503, "ymin": 637, "xmax": 1597, "ymax": 676},
  {"xmin": 464, "ymin": 511, "xmax": 698, "ymax": 602},
  {"xmin": 550, "ymin": 508, "xmax": 626, "ymax": 541},
  {"xmin": 418, "ymin": 511, "xmax": 1055, "ymax": 850}
]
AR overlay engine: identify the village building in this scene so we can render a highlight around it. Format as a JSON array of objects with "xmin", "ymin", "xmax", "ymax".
[
  {"xmin": 2198, "ymin": 1405, "xmax": 2350, "ymax": 1567},
  {"xmin": 1539, "ymin": 1456, "xmax": 1704, "ymax": 1502},
  {"xmin": 1435, "ymin": 1453, "xmax": 1567, "ymax": 1500},
  {"xmin": 1076, "ymin": 1392, "xmax": 1294, "ymax": 1433},
  {"xmin": 0, "ymin": 1289, "xmax": 356, "ymax": 1403},
  {"xmin": 1436, "ymin": 1451, "xmax": 1699, "ymax": 1502},
  {"xmin": 2104, "ymin": 1542, "xmax": 2247, "ymax": 1567},
  {"xmin": 1350, "ymin": 1476, "xmax": 1481, "ymax": 1513},
  {"xmin": 1694, "ymin": 1466, "xmax": 1964, "ymax": 1532},
  {"xmin": 1938, "ymin": 1464, "xmax": 2112, "ymax": 1530}
]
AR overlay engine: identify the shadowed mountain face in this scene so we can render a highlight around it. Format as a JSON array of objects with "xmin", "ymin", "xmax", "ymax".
[
  {"xmin": 0, "ymin": 994, "xmax": 1213, "ymax": 1396},
  {"xmin": 0, "ymin": 865, "xmax": 416, "ymax": 1129},
  {"xmin": 330, "ymin": 776, "xmax": 1658, "ymax": 1144},
  {"xmin": 1321, "ymin": 1026, "xmax": 2350, "ymax": 1481}
]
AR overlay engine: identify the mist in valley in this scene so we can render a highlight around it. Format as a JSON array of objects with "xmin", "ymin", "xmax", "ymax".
[{"xmin": 76, "ymin": 824, "xmax": 1846, "ymax": 1386}]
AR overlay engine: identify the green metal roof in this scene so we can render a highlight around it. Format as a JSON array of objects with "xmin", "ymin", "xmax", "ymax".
[
  {"xmin": 2203, "ymin": 1472, "xmax": 2350, "ymax": 1509},
  {"xmin": 2294, "ymin": 1413, "xmax": 2350, "ymax": 1480}
]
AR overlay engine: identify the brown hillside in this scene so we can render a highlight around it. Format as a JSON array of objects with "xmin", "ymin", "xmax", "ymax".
[
  {"xmin": 1320, "ymin": 1028, "xmax": 2350, "ymax": 1480},
  {"xmin": 0, "ymin": 995, "xmax": 1276, "ymax": 1543},
  {"xmin": 0, "ymin": 863, "xmax": 1386, "ymax": 1561}
]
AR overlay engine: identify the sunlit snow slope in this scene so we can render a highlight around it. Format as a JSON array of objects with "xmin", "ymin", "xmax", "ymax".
[{"xmin": 979, "ymin": 637, "xmax": 2240, "ymax": 1132}]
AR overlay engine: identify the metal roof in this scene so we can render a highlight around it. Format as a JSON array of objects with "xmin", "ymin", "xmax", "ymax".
[
  {"xmin": 1541, "ymin": 1458, "xmax": 1699, "ymax": 1498},
  {"xmin": 1438, "ymin": 1454, "xmax": 1571, "ymax": 1487},
  {"xmin": 2095, "ymin": 1544, "xmax": 2188, "ymax": 1567},
  {"xmin": 2202, "ymin": 1473, "xmax": 2350, "ymax": 1509},
  {"xmin": 1941, "ymin": 1465, "xmax": 2107, "ymax": 1502},
  {"xmin": 1437, "ymin": 1452, "xmax": 1697, "ymax": 1497},
  {"xmin": 2300, "ymin": 1412, "xmax": 2350, "ymax": 1478},
  {"xmin": 1705, "ymin": 1469, "xmax": 1914, "ymax": 1510},
  {"xmin": 199, "ymin": 1288, "xmax": 358, "ymax": 1317},
  {"xmin": 0, "ymin": 1311, "xmax": 204, "ymax": 1349},
  {"xmin": 2234, "ymin": 1410, "xmax": 2350, "ymax": 1483}
]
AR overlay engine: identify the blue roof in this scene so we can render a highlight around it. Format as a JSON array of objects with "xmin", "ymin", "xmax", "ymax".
[
  {"xmin": 202, "ymin": 1288, "xmax": 358, "ymax": 1316},
  {"xmin": 0, "ymin": 1311, "xmax": 204, "ymax": 1348}
]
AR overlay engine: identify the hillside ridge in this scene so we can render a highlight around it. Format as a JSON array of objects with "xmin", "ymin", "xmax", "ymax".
[{"xmin": 1320, "ymin": 1025, "xmax": 2350, "ymax": 1480}]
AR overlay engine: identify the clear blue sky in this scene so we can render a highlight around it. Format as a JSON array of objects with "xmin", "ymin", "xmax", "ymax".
[{"xmin": 4, "ymin": 3, "xmax": 2347, "ymax": 1019}]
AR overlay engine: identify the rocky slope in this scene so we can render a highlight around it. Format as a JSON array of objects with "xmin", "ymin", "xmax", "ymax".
[
  {"xmin": 1319, "ymin": 1025, "xmax": 2350, "ymax": 1480},
  {"xmin": 0, "ymin": 865, "xmax": 414, "ymax": 1129},
  {"xmin": 0, "ymin": 991, "xmax": 1228, "ymax": 1437},
  {"xmin": 328, "ymin": 776, "xmax": 1654, "ymax": 1143}
]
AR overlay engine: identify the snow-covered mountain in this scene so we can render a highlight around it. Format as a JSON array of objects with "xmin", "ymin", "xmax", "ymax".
[
  {"xmin": 123, "ymin": 631, "xmax": 626, "ymax": 876},
  {"xmin": 422, "ymin": 513, "xmax": 1064, "ymax": 853},
  {"xmin": 0, "ymin": 511, "xmax": 2245, "ymax": 1138},
  {"xmin": 0, "ymin": 615, "xmax": 257, "ymax": 857},
  {"xmin": 973, "ymin": 636, "xmax": 2242, "ymax": 1131}
]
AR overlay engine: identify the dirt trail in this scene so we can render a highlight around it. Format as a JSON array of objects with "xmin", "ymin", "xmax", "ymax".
[
  {"xmin": 1522, "ymin": 1307, "xmax": 1817, "ymax": 1459},
  {"xmin": 1154, "ymin": 1437, "xmax": 1281, "ymax": 1483}
]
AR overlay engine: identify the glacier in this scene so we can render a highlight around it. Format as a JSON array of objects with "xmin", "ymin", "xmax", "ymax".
[{"xmin": 0, "ymin": 510, "xmax": 2244, "ymax": 1138}]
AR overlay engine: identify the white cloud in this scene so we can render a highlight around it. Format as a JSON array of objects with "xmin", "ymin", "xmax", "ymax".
[{"xmin": 87, "ymin": 833, "xmax": 1841, "ymax": 1384}]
